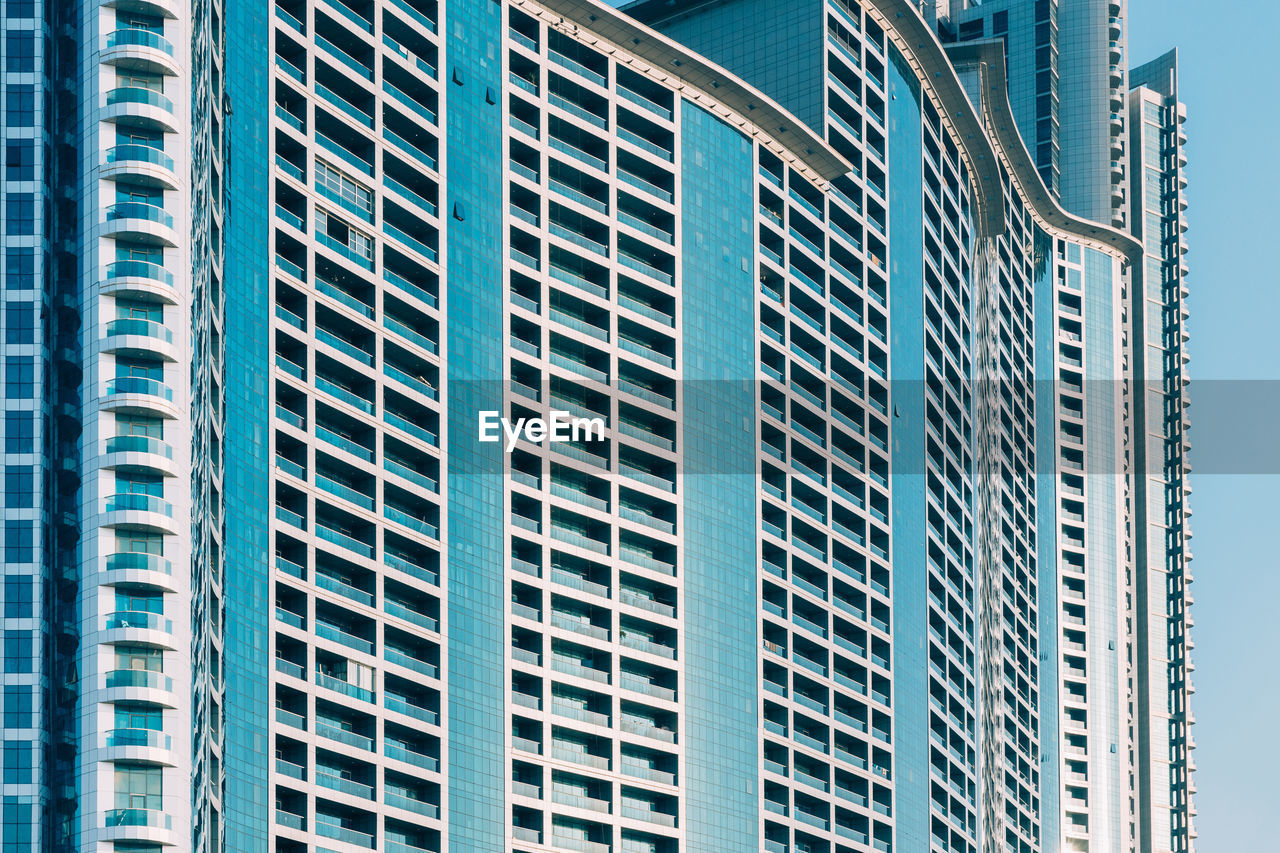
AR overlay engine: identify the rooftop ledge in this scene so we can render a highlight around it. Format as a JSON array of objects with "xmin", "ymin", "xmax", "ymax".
[
  {"xmin": 623, "ymin": 0, "xmax": 1142, "ymax": 263},
  {"xmin": 520, "ymin": 0, "xmax": 854, "ymax": 185}
]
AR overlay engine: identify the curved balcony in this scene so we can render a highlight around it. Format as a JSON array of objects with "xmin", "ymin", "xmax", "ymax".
[
  {"xmin": 103, "ymin": 260, "xmax": 178, "ymax": 303},
  {"xmin": 103, "ymin": 609, "xmax": 177, "ymax": 650},
  {"xmin": 104, "ymin": 201, "xmax": 178, "ymax": 247},
  {"xmin": 101, "ymin": 0, "xmax": 181, "ymax": 19},
  {"xmin": 103, "ymin": 143, "xmax": 179, "ymax": 189},
  {"xmin": 102, "ymin": 727, "xmax": 177, "ymax": 767},
  {"xmin": 102, "ymin": 434, "xmax": 176, "ymax": 476},
  {"xmin": 102, "ymin": 86, "xmax": 178, "ymax": 132},
  {"xmin": 104, "ymin": 318, "xmax": 179, "ymax": 362},
  {"xmin": 102, "ymin": 551, "xmax": 178, "ymax": 592},
  {"xmin": 103, "ymin": 376, "xmax": 179, "ymax": 419},
  {"xmin": 102, "ymin": 492, "xmax": 177, "ymax": 533},
  {"xmin": 102, "ymin": 669, "xmax": 177, "ymax": 709},
  {"xmin": 102, "ymin": 28, "xmax": 180, "ymax": 76},
  {"xmin": 102, "ymin": 807, "xmax": 176, "ymax": 846}
]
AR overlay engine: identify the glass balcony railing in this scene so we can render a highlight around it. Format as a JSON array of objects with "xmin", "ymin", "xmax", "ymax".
[
  {"xmin": 315, "ymin": 719, "xmax": 373, "ymax": 751},
  {"xmin": 106, "ymin": 552, "xmax": 172, "ymax": 574},
  {"xmin": 383, "ymin": 458, "xmax": 437, "ymax": 493},
  {"xmin": 316, "ymin": 768, "xmax": 375, "ymax": 800},
  {"xmin": 315, "ymin": 671, "xmax": 375, "ymax": 703},
  {"xmin": 316, "ymin": 472, "xmax": 375, "ymax": 510},
  {"xmin": 383, "ymin": 268, "xmax": 438, "ymax": 308},
  {"xmin": 314, "ymin": 521, "xmax": 373, "ymax": 558},
  {"xmin": 383, "ymin": 316, "xmax": 438, "ymax": 355},
  {"xmin": 105, "ymin": 434, "xmax": 172, "ymax": 458},
  {"xmin": 549, "ymin": 48, "xmax": 606, "ymax": 87},
  {"xmin": 384, "ymin": 223, "xmax": 438, "ymax": 263},
  {"xmin": 315, "ymin": 424, "xmax": 373, "ymax": 461},
  {"xmin": 106, "ymin": 493, "xmax": 173, "ymax": 516},
  {"xmin": 106, "ymin": 86, "xmax": 173, "ymax": 113},
  {"xmin": 107, "ymin": 202, "xmax": 174, "ymax": 230},
  {"xmin": 316, "ymin": 328, "xmax": 374, "ymax": 366},
  {"xmin": 317, "ymin": 132, "xmax": 373, "ymax": 175},
  {"xmin": 384, "ymin": 505, "xmax": 439, "ymax": 539},
  {"xmin": 316, "ymin": 34, "xmax": 373, "ymax": 80},
  {"xmin": 617, "ymin": 85, "xmax": 672, "ymax": 121},
  {"xmin": 316, "ymin": 82, "xmax": 373, "ymax": 127},
  {"xmin": 383, "ymin": 363, "xmax": 437, "ymax": 399},
  {"xmin": 384, "ymin": 694, "xmax": 438, "ymax": 724},
  {"xmin": 105, "ymin": 669, "xmax": 172, "ymax": 691},
  {"xmin": 316, "ymin": 620, "xmax": 374, "ymax": 654},
  {"xmin": 387, "ymin": 0, "xmax": 437, "ymax": 33},
  {"xmin": 105, "ymin": 727, "xmax": 171, "ymax": 750},
  {"xmin": 617, "ymin": 126, "xmax": 673, "ymax": 162},
  {"xmin": 106, "ymin": 318, "xmax": 174, "ymax": 344},
  {"xmin": 104, "ymin": 808, "xmax": 172, "ymax": 829},
  {"xmin": 383, "ymin": 412, "xmax": 438, "ymax": 447},
  {"xmin": 383, "ymin": 176, "xmax": 436, "ymax": 218},
  {"xmin": 106, "ymin": 376, "xmax": 173, "ymax": 401},
  {"xmin": 321, "ymin": 0, "xmax": 373, "ymax": 32},
  {"xmin": 106, "ymin": 28, "xmax": 175, "ymax": 55},
  {"xmin": 106, "ymin": 260, "xmax": 173, "ymax": 285},
  {"xmin": 384, "ymin": 80, "xmax": 436, "ymax": 125},
  {"xmin": 316, "ymin": 571, "xmax": 374, "ymax": 606},
  {"xmin": 383, "ymin": 128, "xmax": 437, "ymax": 170},
  {"xmin": 106, "ymin": 144, "xmax": 174, "ymax": 172},
  {"xmin": 105, "ymin": 610, "xmax": 173, "ymax": 633},
  {"xmin": 315, "ymin": 375, "xmax": 374, "ymax": 413}
]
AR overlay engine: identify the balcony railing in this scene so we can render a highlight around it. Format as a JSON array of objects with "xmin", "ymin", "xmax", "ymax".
[
  {"xmin": 105, "ymin": 434, "xmax": 172, "ymax": 458},
  {"xmin": 106, "ymin": 86, "xmax": 173, "ymax": 112},
  {"xmin": 105, "ymin": 728, "xmax": 171, "ymax": 750},
  {"xmin": 107, "ymin": 202, "xmax": 174, "ymax": 230},
  {"xmin": 107, "ymin": 260, "xmax": 173, "ymax": 285},
  {"xmin": 106, "ymin": 552, "xmax": 172, "ymax": 574},
  {"xmin": 105, "ymin": 669, "xmax": 172, "ymax": 691},
  {"xmin": 106, "ymin": 318, "xmax": 173, "ymax": 344},
  {"xmin": 106, "ymin": 28, "xmax": 175, "ymax": 55},
  {"xmin": 106, "ymin": 492, "xmax": 173, "ymax": 516},
  {"xmin": 106, "ymin": 143, "xmax": 174, "ymax": 171},
  {"xmin": 104, "ymin": 808, "xmax": 172, "ymax": 829}
]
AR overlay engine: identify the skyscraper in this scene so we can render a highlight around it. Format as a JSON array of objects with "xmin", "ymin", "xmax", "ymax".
[{"xmin": 0, "ymin": 1, "xmax": 1190, "ymax": 853}]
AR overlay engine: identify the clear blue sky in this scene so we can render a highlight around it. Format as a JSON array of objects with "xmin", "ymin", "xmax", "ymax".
[{"xmin": 1126, "ymin": 1, "xmax": 1280, "ymax": 848}]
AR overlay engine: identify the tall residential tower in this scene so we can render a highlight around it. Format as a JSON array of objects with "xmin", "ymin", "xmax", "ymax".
[{"xmin": 0, "ymin": 1, "xmax": 1190, "ymax": 852}]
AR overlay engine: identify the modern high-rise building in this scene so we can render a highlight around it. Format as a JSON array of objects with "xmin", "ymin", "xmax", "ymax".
[{"xmin": 0, "ymin": 2, "xmax": 1190, "ymax": 853}]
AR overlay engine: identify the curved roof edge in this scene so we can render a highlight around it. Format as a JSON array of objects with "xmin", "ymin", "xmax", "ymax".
[
  {"xmin": 861, "ymin": 0, "xmax": 1007, "ymax": 236},
  {"xmin": 866, "ymin": 0, "xmax": 1141, "ymax": 263},
  {"xmin": 521, "ymin": 0, "xmax": 853, "ymax": 185},
  {"xmin": 945, "ymin": 40, "xmax": 1144, "ymax": 265}
]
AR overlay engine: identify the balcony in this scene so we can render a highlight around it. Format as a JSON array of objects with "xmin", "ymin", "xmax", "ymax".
[
  {"xmin": 386, "ymin": 0, "xmax": 437, "ymax": 33},
  {"xmin": 103, "ymin": 144, "xmax": 178, "ymax": 187},
  {"xmin": 104, "ymin": 261, "xmax": 175, "ymax": 302},
  {"xmin": 104, "ymin": 493, "xmax": 176, "ymax": 532},
  {"xmin": 105, "ymin": 610, "xmax": 173, "ymax": 634},
  {"xmin": 104, "ymin": 318, "xmax": 178, "ymax": 362},
  {"xmin": 104, "ymin": 87, "xmax": 177, "ymax": 132},
  {"xmin": 103, "ymin": 28, "xmax": 180, "ymax": 75},
  {"xmin": 104, "ymin": 202, "xmax": 178, "ymax": 246},
  {"xmin": 103, "ymin": 670, "xmax": 175, "ymax": 708},
  {"xmin": 103, "ymin": 434, "xmax": 173, "ymax": 470},
  {"xmin": 104, "ymin": 553, "xmax": 174, "ymax": 592},
  {"xmin": 104, "ymin": 727, "xmax": 172, "ymax": 751}
]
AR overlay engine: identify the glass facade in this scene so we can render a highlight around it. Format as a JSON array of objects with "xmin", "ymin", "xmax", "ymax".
[
  {"xmin": 679, "ymin": 101, "xmax": 759, "ymax": 853},
  {"xmin": 1, "ymin": 2, "xmax": 1191, "ymax": 853}
]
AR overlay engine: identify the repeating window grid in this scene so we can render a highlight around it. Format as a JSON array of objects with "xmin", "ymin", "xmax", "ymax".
[
  {"xmin": 503, "ymin": 13, "xmax": 684, "ymax": 851},
  {"xmin": 268, "ymin": 0, "xmax": 447, "ymax": 848},
  {"xmin": 755, "ymin": 82, "xmax": 896, "ymax": 851}
]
